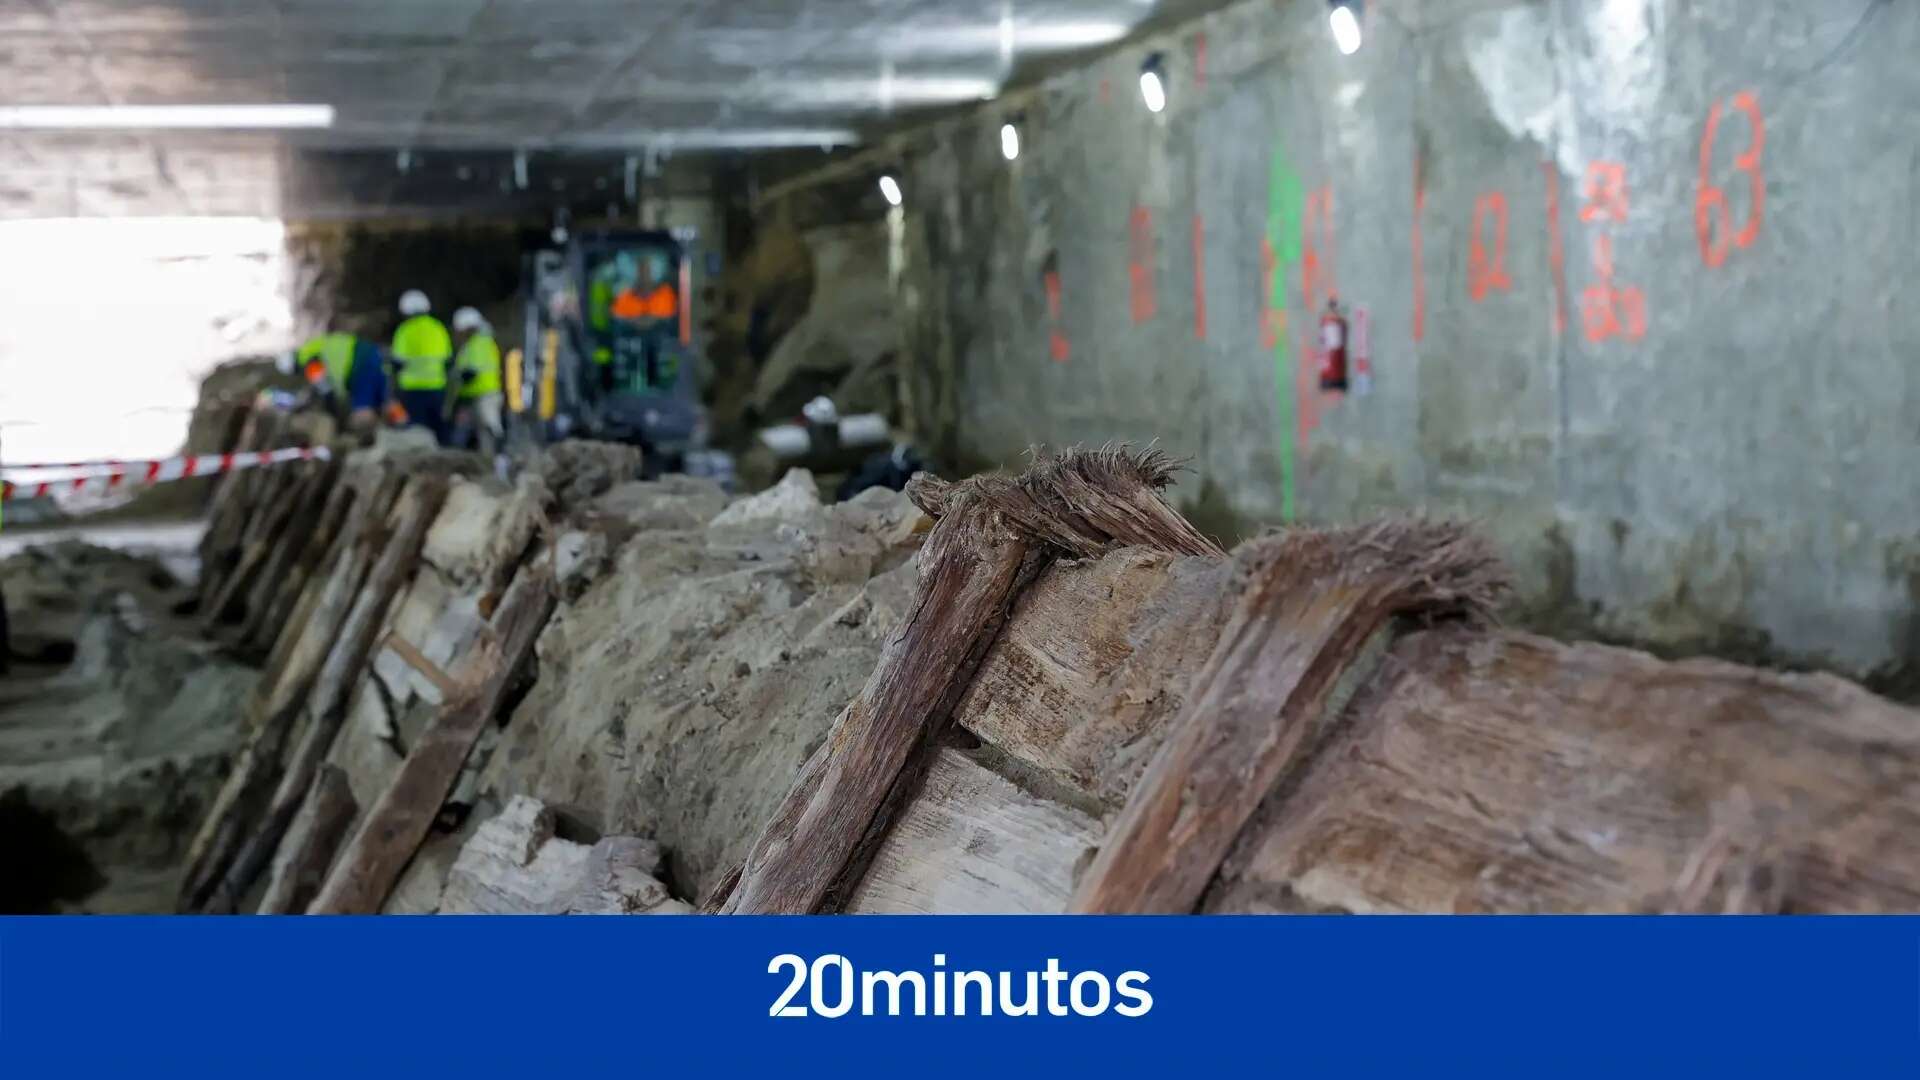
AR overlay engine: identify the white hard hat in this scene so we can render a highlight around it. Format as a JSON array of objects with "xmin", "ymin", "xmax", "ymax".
[
  {"xmin": 451, "ymin": 306, "xmax": 487, "ymax": 333},
  {"xmin": 276, "ymin": 350, "xmax": 297, "ymax": 377},
  {"xmin": 398, "ymin": 289, "xmax": 431, "ymax": 316}
]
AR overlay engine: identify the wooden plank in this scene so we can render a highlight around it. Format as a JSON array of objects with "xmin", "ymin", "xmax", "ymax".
[
  {"xmin": 176, "ymin": 471, "xmax": 403, "ymax": 911},
  {"xmin": 721, "ymin": 483, "xmax": 1044, "ymax": 914},
  {"xmin": 255, "ymin": 764, "xmax": 359, "ymax": 915},
  {"xmin": 953, "ymin": 549, "xmax": 1232, "ymax": 810},
  {"xmin": 307, "ymin": 565, "xmax": 557, "ymax": 915},
  {"xmin": 201, "ymin": 461, "xmax": 323, "ymax": 631},
  {"xmin": 1069, "ymin": 520, "xmax": 1507, "ymax": 914},
  {"xmin": 199, "ymin": 408, "xmax": 288, "ymax": 603},
  {"xmin": 723, "ymin": 448, "xmax": 1223, "ymax": 914},
  {"xmin": 1205, "ymin": 626, "xmax": 1920, "ymax": 914},
  {"xmin": 844, "ymin": 748, "xmax": 1102, "ymax": 914},
  {"xmin": 197, "ymin": 474, "xmax": 449, "ymax": 913},
  {"xmin": 196, "ymin": 404, "xmax": 264, "ymax": 590},
  {"xmin": 239, "ymin": 463, "xmax": 353, "ymax": 654}
]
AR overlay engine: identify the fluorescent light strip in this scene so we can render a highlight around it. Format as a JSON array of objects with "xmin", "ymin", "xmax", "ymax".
[
  {"xmin": 0, "ymin": 104, "xmax": 335, "ymax": 130},
  {"xmin": 561, "ymin": 128, "xmax": 861, "ymax": 151}
]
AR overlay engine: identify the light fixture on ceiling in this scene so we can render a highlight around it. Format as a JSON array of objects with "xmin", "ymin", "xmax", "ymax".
[
  {"xmin": 1000, "ymin": 120, "xmax": 1021, "ymax": 161},
  {"xmin": 878, "ymin": 174, "xmax": 904, "ymax": 207},
  {"xmin": 1329, "ymin": 2, "xmax": 1363, "ymax": 55},
  {"xmin": 559, "ymin": 128, "xmax": 860, "ymax": 152},
  {"xmin": 0, "ymin": 104, "xmax": 335, "ymax": 130},
  {"xmin": 1138, "ymin": 54, "xmax": 1167, "ymax": 114}
]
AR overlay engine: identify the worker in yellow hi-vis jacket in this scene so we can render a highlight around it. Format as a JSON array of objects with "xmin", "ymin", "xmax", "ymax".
[
  {"xmin": 450, "ymin": 307, "xmax": 504, "ymax": 456},
  {"xmin": 390, "ymin": 289, "xmax": 453, "ymax": 444}
]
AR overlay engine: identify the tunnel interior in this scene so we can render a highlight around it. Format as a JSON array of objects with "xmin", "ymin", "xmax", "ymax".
[{"xmin": 0, "ymin": 0, "xmax": 1916, "ymax": 920}]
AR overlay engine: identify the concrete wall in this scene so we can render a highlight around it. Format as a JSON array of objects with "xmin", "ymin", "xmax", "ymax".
[{"xmin": 892, "ymin": 0, "xmax": 1919, "ymax": 684}]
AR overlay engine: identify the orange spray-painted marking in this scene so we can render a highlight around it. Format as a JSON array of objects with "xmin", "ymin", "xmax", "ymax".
[
  {"xmin": 1128, "ymin": 205, "xmax": 1158, "ymax": 324},
  {"xmin": 1191, "ymin": 214, "xmax": 1208, "ymax": 341},
  {"xmin": 1296, "ymin": 185, "xmax": 1337, "ymax": 444},
  {"xmin": 1580, "ymin": 233, "xmax": 1646, "ymax": 343},
  {"xmin": 1468, "ymin": 190, "xmax": 1512, "ymax": 302},
  {"xmin": 1043, "ymin": 268, "xmax": 1070, "ymax": 363},
  {"xmin": 1576, "ymin": 161, "xmax": 1644, "ymax": 344},
  {"xmin": 1579, "ymin": 161, "xmax": 1629, "ymax": 223},
  {"xmin": 1696, "ymin": 90, "xmax": 1765, "ymax": 268}
]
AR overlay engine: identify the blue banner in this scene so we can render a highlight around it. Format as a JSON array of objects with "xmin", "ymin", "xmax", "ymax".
[{"xmin": 2, "ymin": 916, "xmax": 1915, "ymax": 1076}]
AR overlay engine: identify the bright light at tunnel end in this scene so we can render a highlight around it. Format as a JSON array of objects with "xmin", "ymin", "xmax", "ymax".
[
  {"xmin": 1000, "ymin": 123, "xmax": 1020, "ymax": 161},
  {"xmin": 1329, "ymin": 5, "xmax": 1363, "ymax": 55},
  {"xmin": 878, "ymin": 175, "xmax": 903, "ymax": 207},
  {"xmin": 0, "ymin": 104, "xmax": 336, "ymax": 130}
]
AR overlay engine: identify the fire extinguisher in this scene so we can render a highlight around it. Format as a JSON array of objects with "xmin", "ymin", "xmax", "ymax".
[{"xmin": 1319, "ymin": 297, "xmax": 1349, "ymax": 391}]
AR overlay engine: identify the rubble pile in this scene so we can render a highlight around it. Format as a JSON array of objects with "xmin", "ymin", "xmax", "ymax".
[{"xmin": 126, "ymin": 418, "xmax": 1920, "ymax": 914}]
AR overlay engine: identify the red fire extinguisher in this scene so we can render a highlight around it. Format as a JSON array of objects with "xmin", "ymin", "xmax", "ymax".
[{"xmin": 1319, "ymin": 297, "xmax": 1349, "ymax": 391}]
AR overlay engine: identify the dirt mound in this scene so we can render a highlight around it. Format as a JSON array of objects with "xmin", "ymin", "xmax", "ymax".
[{"xmin": 0, "ymin": 542, "xmax": 256, "ymax": 913}]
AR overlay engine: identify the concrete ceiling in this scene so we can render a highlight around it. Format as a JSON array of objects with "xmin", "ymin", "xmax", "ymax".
[{"xmin": 0, "ymin": 0, "xmax": 1229, "ymax": 219}]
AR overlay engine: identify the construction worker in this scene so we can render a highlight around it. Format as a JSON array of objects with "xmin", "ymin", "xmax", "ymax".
[
  {"xmin": 611, "ymin": 251, "xmax": 680, "ymax": 390},
  {"xmin": 390, "ymin": 289, "xmax": 453, "ymax": 444},
  {"xmin": 611, "ymin": 250, "xmax": 679, "ymax": 325},
  {"xmin": 279, "ymin": 330, "xmax": 386, "ymax": 434},
  {"xmin": 450, "ymin": 307, "xmax": 504, "ymax": 455}
]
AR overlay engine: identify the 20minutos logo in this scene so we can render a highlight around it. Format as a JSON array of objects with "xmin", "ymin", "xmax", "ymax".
[{"xmin": 768, "ymin": 954, "xmax": 1153, "ymax": 1018}]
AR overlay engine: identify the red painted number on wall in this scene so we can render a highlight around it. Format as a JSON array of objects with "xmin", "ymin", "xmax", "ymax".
[
  {"xmin": 1579, "ymin": 161, "xmax": 1629, "ymax": 223},
  {"xmin": 1191, "ymin": 214, "xmax": 1208, "ymax": 341},
  {"xmin": 1259, "ymin": 236, "xmax": 1284, "ymax": 349},
  {"xmin": 1468, "ymin": 191, "xmax": 1512, "ymax": 302},
  {"xmin": 1043, "ymin": 268, "xmax": 1070, "ymax": 363},
  {"xmin": 1580, "ymin": 233, "xmax": 1646, "ymax": 343},
  {"xmin": 1300, "ymin": 186, "xmax": 1336, "ymax": 310},
  {"xmin": 1696, "ymin": 90, "xmax": 1764, "ymax": 268},
  {"xmin": 1577, "ymin": 161, "xmax": 1645, "ymax": 343},
  {"xmin": 1128, "ymin": 206, "xmax": 1157, "ymax": 324}
]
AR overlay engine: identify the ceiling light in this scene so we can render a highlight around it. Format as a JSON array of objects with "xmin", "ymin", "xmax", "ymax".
[
  {"xmin": 1000, "ymin": 122, "xmax": 1020, "ymax": 161},
  {"xmin": 0, "ymin": 104, "xmax": 335, "ymax": 130},
  {"xmin": 809, "ymin": 76, "xmax": 1000, "ymax": 106},
  {"xmin": 879, "ymin": 175, "xmax": 903, "ymax": 206},
  {"xmin": 554, "ymin": 128, "xmax": 861, "ymax": 151},
  {"xmin": 1329, "ymin": 3, "xmax": 1363, "ymax": 55},
  {"xmin": 1139, "ymin": 54, "xmax": 1167, "ymax": 114},
  {"xmin": 885, "ymin": 22, "xmax": 1131, "ymax": 55}
]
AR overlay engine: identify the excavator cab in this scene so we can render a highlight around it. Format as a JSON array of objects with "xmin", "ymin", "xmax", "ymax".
[{"xmin": 516, "ymin": 228, "xmax": 712, "ymax": 476}]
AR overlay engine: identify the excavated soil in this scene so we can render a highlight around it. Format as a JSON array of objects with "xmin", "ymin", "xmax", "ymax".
[{"xmin": 0, "ymin": 542, "xmax": 256, "ymax": 912}]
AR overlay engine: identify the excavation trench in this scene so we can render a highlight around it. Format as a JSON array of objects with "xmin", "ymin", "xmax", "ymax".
[{"xmin": 7, "ymin": 418, "xmax": 1919, "ymax": 915}]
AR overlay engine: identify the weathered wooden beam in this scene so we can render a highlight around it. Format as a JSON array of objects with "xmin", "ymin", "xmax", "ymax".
[
  {"xmin": 723, "ymin": 447, "xmax": 1223, "ymax": 914},
  {"xmin": 197, "ymin": 405, "xmax": 264, "ymax": 590},
  {"xmin": 308, "ymin": 567, "xmax": 558, "ymax": 915},
  {"xmin": 239, "ymin": 462, "xmax": 353, "ymax": 654},
  {"xmin": 199, "ymin": 408, "xmax": 290, "ymax": 603},
  {"xmin": 256, "ymin": 764, "xmax": 359, "ymax": 915},
  {"xmin": 203, "ymin": 474, "xmax": 450, "ymax": 913},
  {"xmin": 201, "ymin": 460, "xmax": 328, "ymax": 631},
  {"xmin": 177, "ymin": 472, "xmax": 402, "ymax": 912},
  {"xmin": 1068, "ymin": 519, "xmax": 1507, "ymax": 914}
]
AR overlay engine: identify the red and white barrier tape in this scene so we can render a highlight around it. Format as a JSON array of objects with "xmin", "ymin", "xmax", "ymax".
[{"xmin": 1, "ymin": 446, "xmax": 330, "ymax": 502}]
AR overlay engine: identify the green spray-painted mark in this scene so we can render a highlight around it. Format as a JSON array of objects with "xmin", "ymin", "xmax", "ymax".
[{"xmin": 1265, "ymin": 145, "xmax": 1306, "ymax": 522}]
